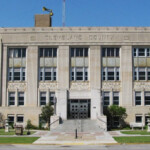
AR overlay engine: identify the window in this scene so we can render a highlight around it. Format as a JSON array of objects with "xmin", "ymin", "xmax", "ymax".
[
  {"xmin": 103, "ymin": 92, "xmax": 110, "ymax": 106},
  {"xmin": 134, "ymin": 67, "xmax": 150, "ymax": 81},
  {"xmin": 9, "ymin": 92, "xmax": 15, "ymax": 106},
  {"xmin": 102, "ymin": 67, "xmax": 120, "ymax": 81},
  {"xmin": 113, "ymin": 92, "xmax": 119, "ymax": 105},
  {"xmin": 8, "ymin": 115, "xmax": 14, "ymax": 125},
  {"xmin": 40, "ymin": 92, "xmax": 46, "ymax": 106},
  {"xmin": 133, "ymin": 48, "xmax": 150, "ymax": 57},
  {"xmin": 102, "ymin": 48, "xmax": 120, "ymax": 57},
  {"xmin": 39, "ymin": 48, "xmax": 57, "ymax": 57},
  {"xmin": 18, "ymin": 92, "xmax": 24, "ymax": 106},
  {"xmin": 71, "ymin": 67, "xmax": 88, "ymax": 81},
  {"xmin": 145, "ymin": 92, "xmax": 150, "ymax": 105},
  {"xmin": 71, "ymin": 48, "xmax": 88, "ymax": 57},
  {"xmin": 49, "ymin": 92, "xmax": 55, "ymax": 105},
  {"xmin": 113, "ymin": 116, "xmax": 120, "ymax": 127},
  {"xmin": 135, "ymin": 115, "xmax": 142, "ymax": 123},
  {"xmin": 9, "ymin": 48, "xmax": 26, "ymax": 58},
  {"xmin": 8, "ymin": 67, "xmax": 25, "ymax": 81},
  {"xmin": 16, "ymin": 115, "xmax": 24, "ymax": 123},
  {"xmin": 145, "ymin": 116, "xmax": 150, "ymax": 125},
  {"xmin": 135, "ymin": 92, "xmax": 141, "ymax": 106},
  {"xmin": 40, "ymin": 67, "xmax": 57, "ymax": 81}
]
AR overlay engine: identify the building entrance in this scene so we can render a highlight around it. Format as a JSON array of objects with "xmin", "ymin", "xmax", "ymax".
[{"xmin": 68, "ymin": 99, "xmax": 90, "ymax": 119}]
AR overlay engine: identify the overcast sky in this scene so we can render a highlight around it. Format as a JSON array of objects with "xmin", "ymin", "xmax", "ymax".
[{"xmin": 0, "ymin": 0, "xmax": 150, "ymax": 27}]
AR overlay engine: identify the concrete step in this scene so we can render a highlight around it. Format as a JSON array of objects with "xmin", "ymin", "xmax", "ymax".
[{"xmin": 50, "ymin": 119, "xmax": 103, "ymax": 133}]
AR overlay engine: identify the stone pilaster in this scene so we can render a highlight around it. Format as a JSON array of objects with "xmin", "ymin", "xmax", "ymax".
[
  {"xmin": 57, "ymin": 46, "xmax": 69, "ymax": 119},
  {"xmin": 0, "ymin": 37, "xmax": 2, "ymax": 106},
  {"xmin": 2, "ymin": 46, "xmax": 7, "ymax": 107},
  {"xmin": 120, "ymin": 46, "xmax": 133, "ymax": 106},
  {"xmin": 26, "ymin": 46, "xmax": 38, "ymax": 106},
  {"xmin": 56, "ymin": 89, "xmax": 67, "ymax": 119}
]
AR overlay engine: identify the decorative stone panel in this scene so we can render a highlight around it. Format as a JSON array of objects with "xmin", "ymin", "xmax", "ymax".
[
  {"xmin": 8, "ymin": 82, "xmax": 27, "ymax": 91},
  {"xmin": 102, "ymin": 81, "xmax": 121, "ymax": 91},
  {"xmin": 39, "ymin": 82, "xmax": 57, "ymax": 90},
  {"xmin": 134, "ymin": 82, "xmax": 150, "ymax": 90},
  {"xmin": 70, "ymin": 81, "xmax": 90, "ymax": 90}
]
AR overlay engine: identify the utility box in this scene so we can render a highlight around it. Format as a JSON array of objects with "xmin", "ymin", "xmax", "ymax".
[
  {"xmin": 35, "ymin": 14, "xmax": 51, "ymax": 27},
  {"xmin": 15, "ymin": 125, "xmax": 23, "ymax": 135}
]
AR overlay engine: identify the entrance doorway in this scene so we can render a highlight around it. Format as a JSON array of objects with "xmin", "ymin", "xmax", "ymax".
[{"xmin": 68, "ymin": 99, "xmax": 90, "ymax": 119}]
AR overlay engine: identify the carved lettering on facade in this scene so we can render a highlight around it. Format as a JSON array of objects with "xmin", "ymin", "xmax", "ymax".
[
  {"xmin": 134, "ymin": 82, "xmax": 150, "ymax": 90},
  {"xmin": 70, "ymin": 82, "xmax": 90, "ymax": 90},
  {"xmin": 44, "ymin": 34, "xmax": 82, "ymax": 41},
  {"xmin": 89, "ymin": 35, "xmax": 114, "ymax": 41},
  {"xmin": 8, "ymin": 83, "xmax": 27, "ymax": 90},
  {"xmin": 39, "ymin": 82, "xmax": 57, "ymax": 90}
]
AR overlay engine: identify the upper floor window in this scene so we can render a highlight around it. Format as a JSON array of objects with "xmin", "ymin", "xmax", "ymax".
[
  {"xmin": 113, "ymin": 92, "xmax": 119, "ymax": 105},
  {"xmin": 134, "ymin": 48, "xmax": 150, "ymax": 57},
  {"xmin": 9, "ymin": 67, "xmax": 25, "ymax": 81},
  {"xmin": 134, "ymin": 67, "xmax": 150, "ymax": 81},
  {"xmin": 103, "ymin": 92, "xmax": 110, "ymax": 106},
  {"xmin": 145, "ymin": 92, "xmax": 150, "ymax": 105},
  {"xmin": 9, "ymin": 48, "xmax": 26, "ymax": 58},
  {"xmin": 102, "ymin": 48, "xmax": 120, "ymax": 57},
  {"xmin": 18, "ymin": 92, "xmax": 24, "ymax": 106},
  {"xmin": 9, "ymin": 92, "xmax": 15, "ymax": 106},
  {"xmin": 40, "ymin": 92, "xmax": 46, "ymax": 106},
  {"xmin": 135, "ymin": 92, "xmax": 141, "ymax": 106},
  {"xmin": 39, "ymin": 67, "xmax": 57, "ymax": 81},
  {"xmin": 71, "ymin": 67, "xmax": 88, "ymax": 81},
  {"xmin": 71, "ymin": 48, "xmax": 88, "ymax": 57},
  {"xmin": 39, "ymin": 48, "xmax": 57, "ymax": 57},
  {"xmin": 49, "ymin": 92, "xmax": 55, "ymax": 105},
  {"xmin": 102, "ymin": 67, "xmax": 120, "ymax": 81}
]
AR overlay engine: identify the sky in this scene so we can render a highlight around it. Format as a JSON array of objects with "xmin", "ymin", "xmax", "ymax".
[{"xmin": 0, "ymin": 0, "xmax": 150, "ymax": 27}]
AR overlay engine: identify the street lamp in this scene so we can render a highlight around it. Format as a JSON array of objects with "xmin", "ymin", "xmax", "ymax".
[{"xmin": 53, "ymin": 96, "xmax": 57, "ymax": 115}]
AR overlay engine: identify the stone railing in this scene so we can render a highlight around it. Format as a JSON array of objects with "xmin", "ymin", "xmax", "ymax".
[{"xmin": 97, "ymin": 115, "xmax": 107, "ymax": 131}]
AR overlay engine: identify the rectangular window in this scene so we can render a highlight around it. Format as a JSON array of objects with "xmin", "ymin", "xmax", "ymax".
[
  {"xmin": 39, "ymin": 67, "xmax": 57, "ymax": 81},
  {"xmin": 49, "ymin": 92, "xmax": 55, "ymax": 105},
  {"xmin": 135, "ymin": 115, "xmax": 142, "ymax": 123},
  {"xmin": 103, "ymin": 92, "xmax": 110, "ymax": 106},
  {"xmin": 16, "ymin": 115, "xmax": 24, "ymax": 123},
  {"xmin": 8, "ymin": 115, "xmax": 14, "ymax": 125},
  {"xmin": 18, "ymin": 92, "xmax": 24, "ymax": 106},
  {"xmin": 71, "ymin": 48, "xmax": 88, "ymax": 57},
  {"xmin": 103, "ymin": 67, "xmax": 119, "ymax": 81},
  {"xmin": 39, "ymin": 48, "xmax": 57, "ymax": 57},
  {"xmin": 102, "ymin": 48, "xmax": 120, "ymax": 57},
  {"xmin": 139, "ymin": 68, "xmax": 145, "ymax": 80},
  {"xmin": 9, "ymin": 92, "xmax": 15, "ymax": 106},
  {"xmin": 135, "ymin": 92, "xmax": 141, "ymax": 106},
  {"xmin": 71, "ymin": 67, "xmax": 88, "ymax": 81},
  {"xmin": 133, "ymin": 48, "xmax": 150, "ymax": 57},
  {"xmin": 113, "ymin": 92, "xmax": 119, "ymax": 105},
  {"xmin": 9, "ymin": 48, "xmax": 26, "ymax": 58},
  {"xmin": 145, "ymin": 116, "xmax": 150, "ymax": 125},
  {"xmin": 107, "ymin": 68, "xmax": 114, "ymax": 80},
  {"xmin": 40, "ymin": 92, "xmax": 46, "ymax": 106},
  {"xmin": 145, "ymin": 92, "xmax": 150, "ymax": 105},
  {"xmin": 8, "ymin": 68, "xmax": 26, "ymax": 81}
]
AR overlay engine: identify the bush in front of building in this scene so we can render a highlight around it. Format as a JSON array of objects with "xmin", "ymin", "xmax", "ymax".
[
  {"xmin": 104, "ymin": 105, "xmax": 127, "ymax": 130},
  {"xmin": 40, "ymin": 103, "xmax": 54, "ymax": 128}
]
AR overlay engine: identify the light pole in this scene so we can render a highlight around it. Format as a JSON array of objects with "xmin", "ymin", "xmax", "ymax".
[{"xmin": 53, "ymin": 96, "xmax": 57, "ymax": 115}]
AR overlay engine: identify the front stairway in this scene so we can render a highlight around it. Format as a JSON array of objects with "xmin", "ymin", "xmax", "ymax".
[{"xmin": 50, "ymin": 119, "xmax": 103, "ymax": 133}]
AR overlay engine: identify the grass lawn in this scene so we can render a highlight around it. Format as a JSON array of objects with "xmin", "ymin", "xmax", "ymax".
[
  {"xmin": 121, "ymin": 130, "xmax": 150, "ymax": 135},
  {"xmin": 0, "ymin": 137, "xmax": 40, "ymax": 144},
  {"xmin": 0, "ymin": 129, "xmax": 35, "ymax": 135},
  {"xmin": 114, "ymin": 136, "xmax": 150, "ymax": 143}
]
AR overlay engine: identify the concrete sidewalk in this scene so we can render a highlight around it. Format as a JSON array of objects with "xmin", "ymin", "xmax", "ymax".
[{"xmin": 33, "ymin": 131, "xmax": 117, "ymax": 145}]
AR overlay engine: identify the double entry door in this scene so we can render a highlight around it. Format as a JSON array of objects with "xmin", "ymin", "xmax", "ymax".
[{"xmin": 69, "ymin": 99, "xmax": 90, "ymax": 119}]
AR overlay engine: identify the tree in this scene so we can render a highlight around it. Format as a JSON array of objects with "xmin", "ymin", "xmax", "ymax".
[
  {"xmin": 40, "ymin": 103, "xmax": 54, "ymax": 128},
  {"xmin": 0, "ymin": 113, "xmax": 4, "ymax": 128},
  {"xmin": 104, "ymin": 105, "xmax": 127, "ymax": 129}
]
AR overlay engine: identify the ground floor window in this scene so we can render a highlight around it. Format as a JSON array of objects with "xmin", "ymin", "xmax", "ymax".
[
  {"xmin": 16, "ymin": 115, "xmax": 24, "ymax": 123},
  {"xmin": 135, "ymin": 115, "xmax": 142, "ymax": 123},
  {"xmin": 7, "ymin": 115, "xmax": 14, "ymax": 126},
  {"xmin": 145, "ymin": 115, "xmax": 150, "ymax": 125}
]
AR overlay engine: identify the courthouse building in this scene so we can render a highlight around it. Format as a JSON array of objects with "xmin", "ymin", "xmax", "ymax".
[{"xmin": 0, "ymin": 14, "xmax": 150, "ymax": 128}]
